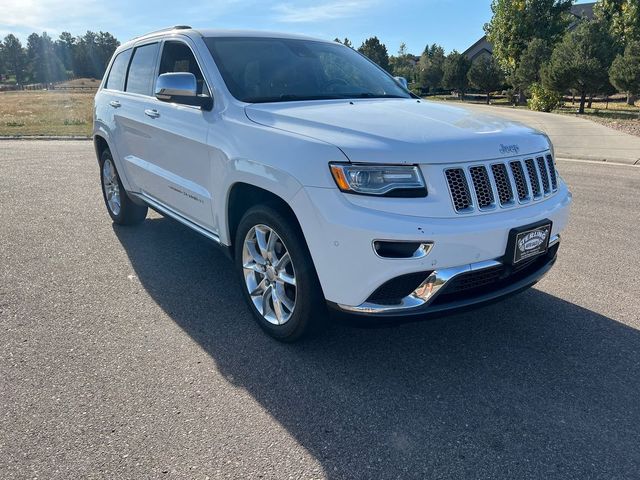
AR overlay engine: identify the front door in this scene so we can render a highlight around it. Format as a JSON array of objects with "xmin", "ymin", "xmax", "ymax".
[{"xmin": 138, "ymin": 39, "xmax": 215, "ymax": 230}]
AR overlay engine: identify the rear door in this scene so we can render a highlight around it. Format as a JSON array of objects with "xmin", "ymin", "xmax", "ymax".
[
  {"xmin": 97, "ymin": 48, "xmax": 132, "ymax": 184},
  {"xmin": 140, "ymin": 39, "xmax": 214, "ymax": 229},
  {"xmin": 113, "ymin": 41, "xmax": 162, "ymax": 198}
]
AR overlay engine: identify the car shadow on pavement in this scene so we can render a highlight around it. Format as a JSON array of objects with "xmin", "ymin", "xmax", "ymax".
[{"xmin": 114, "ymin": 217, "xmax": 640, "ymax": 479}]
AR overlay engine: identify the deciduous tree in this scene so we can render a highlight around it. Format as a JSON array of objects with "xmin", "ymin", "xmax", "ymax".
[
  {"xmin": 485, "ymin": 0, "xmax": 573, "ymax": 73},
  {"xmin": 595, "ymin": 0, "xmax": 640, "ymax": 46}
]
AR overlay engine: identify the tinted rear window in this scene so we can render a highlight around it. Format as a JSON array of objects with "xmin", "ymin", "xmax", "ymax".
[
  {"xmin": 105, "ymin": 49, "xmax": 132, "ymax": 91},
  {"xmin": 126, "ymin": 43, "xmax": 159, "ymax": 96}
]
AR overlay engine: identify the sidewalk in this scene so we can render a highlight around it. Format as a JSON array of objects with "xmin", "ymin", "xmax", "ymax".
[{"xmin": 458, "ymin": 103, "xmax": 640, "ymax": 165}]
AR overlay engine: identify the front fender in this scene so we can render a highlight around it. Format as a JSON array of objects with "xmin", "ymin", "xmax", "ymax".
[
  {"xmin": 216, "ymin": 159, "xmax": 305, "ymax": 244},
  {"xmin": 209, "ymin": 115, "xmax": 348, "ymax": 244}
]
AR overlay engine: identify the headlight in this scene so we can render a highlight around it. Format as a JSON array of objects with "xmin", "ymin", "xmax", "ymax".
[
  {"xmin": 329, "ymin": 163, "xmax": 427, "ymax": 197},
  {"xmin": 542, "ymin": 133, "xmax": 555, "ymax": 159}
]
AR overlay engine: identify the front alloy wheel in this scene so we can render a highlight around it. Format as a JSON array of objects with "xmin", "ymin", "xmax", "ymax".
[
  {"xmin": 234, "ymin": 205, "xmax": 326, "ymax": 341},
  {"xmin": 242, "ymin": 225, "xmax": 297, "ymax": 325}
]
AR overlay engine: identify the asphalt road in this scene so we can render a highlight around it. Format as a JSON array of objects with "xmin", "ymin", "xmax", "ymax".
[{"xmin": 1, "ymin": 141, "xmax": 639, "ymax": 480}]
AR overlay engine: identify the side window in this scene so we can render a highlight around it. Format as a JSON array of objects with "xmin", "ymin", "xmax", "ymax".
[
  {"xmin": 159, "ymin": 41, "xmax": 210, "ymax": 96},
  {"xmin": 125, "ymin": 43, "xmax": 160, "ymax": 96},
  {"xmin": 105, "ymin": 49, "xmax": 132, "ymax": 91}
]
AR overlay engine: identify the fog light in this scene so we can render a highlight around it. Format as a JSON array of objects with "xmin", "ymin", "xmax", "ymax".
[{"xmin": 373, "ymin": 241, "xmax": 433, "ymax": 259}]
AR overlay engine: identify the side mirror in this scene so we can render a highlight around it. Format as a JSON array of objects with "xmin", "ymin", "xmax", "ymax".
[
  {"xmin": 394, "ymin": 76, "xmax": 408, "ymax": 89},
  {"xmin": 155, "ymin": 72, "xmax": 212, "ymax": 110}
]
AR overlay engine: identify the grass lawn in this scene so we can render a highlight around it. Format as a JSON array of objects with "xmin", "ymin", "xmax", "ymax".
[{"xmin": 0, "ymin": 90, "xmax": 94, "ymax": 136}]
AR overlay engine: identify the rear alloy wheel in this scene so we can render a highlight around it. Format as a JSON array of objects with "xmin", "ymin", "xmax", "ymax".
[
  {"xmin": 102, "ymin": 156, "xmax": 121, "ymax": 216},
  {"xmin": 99, "ymin": 149, "xmax": 147, "ymax": 225},
  {"xmin": 235, "ymin": 205, "xmax": 326, "ymax": 341}
]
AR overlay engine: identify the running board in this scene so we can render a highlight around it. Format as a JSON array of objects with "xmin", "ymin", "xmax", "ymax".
[{"xmin": 131, "ymin": 192, "xmax": 221, "ymax": 244}]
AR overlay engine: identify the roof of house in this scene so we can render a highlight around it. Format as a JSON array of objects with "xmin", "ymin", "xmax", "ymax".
[
  {"xmin": 463, "ymin": 2, "xmax": 596, "ymax": 59},
  {"xmin": 570, "ymin": 2, "xmax": 595, "ymax": 20}
]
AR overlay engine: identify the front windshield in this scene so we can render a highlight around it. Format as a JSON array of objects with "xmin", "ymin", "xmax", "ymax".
[{"xmin": 204, "ymin": 37, "xmax": 411, "ymax": 103}]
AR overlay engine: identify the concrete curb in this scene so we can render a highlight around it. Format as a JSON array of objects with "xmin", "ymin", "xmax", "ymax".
[
  {"xmin": 0, "ymin": 135, "xmax": 92, "ymax": 141},
  {"xmin": 557, "ymin": 157, "xmax": 640, "ymax": 167},
  {"xmin": 555, "ymin": 153, "xmax": 640, "ymax": 166}
]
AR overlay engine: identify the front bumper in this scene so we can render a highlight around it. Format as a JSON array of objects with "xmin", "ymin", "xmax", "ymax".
[
  {"xmin": 330, "ymin": 235, "xmax": 559, "ymax": 317},
  {"xmin": 290, "ymin": 183, "xmax": 571, "ymax": 307}
]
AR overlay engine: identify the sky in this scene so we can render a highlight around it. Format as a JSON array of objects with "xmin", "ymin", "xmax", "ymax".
[{"xmin": 0, "ymin": 0, "xmax": 595, "ymax": 56}]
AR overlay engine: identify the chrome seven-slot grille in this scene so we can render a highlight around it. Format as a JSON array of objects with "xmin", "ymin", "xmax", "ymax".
[{"xmin": 445, "ymin": 154, "xmax": 557, "ymax": 213}]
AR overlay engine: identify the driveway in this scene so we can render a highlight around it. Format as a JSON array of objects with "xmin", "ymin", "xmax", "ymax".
[
  {"xmin": 456, "ymin": 103, "xmax": 640, "ymax": 165},
  {"xmin": 1, "ymin": 141, "xmax": 639, "ymax": 479}
]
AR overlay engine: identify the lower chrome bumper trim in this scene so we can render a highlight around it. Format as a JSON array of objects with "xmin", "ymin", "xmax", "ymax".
[{"xmin": 338, "ymin": 234, "xmax": 560, "ymax": 314}]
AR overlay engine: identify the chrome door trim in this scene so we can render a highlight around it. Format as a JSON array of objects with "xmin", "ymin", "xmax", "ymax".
[{"xmin": 130, "ymin": 192, "xmax": 221, "ymax": 244}]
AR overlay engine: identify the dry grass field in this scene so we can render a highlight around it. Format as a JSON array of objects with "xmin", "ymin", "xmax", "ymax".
[
  {"xmin": 56, "ymin": 78, "xmax": 101, "ymax": 89},
  {"xmin": 0, "ymin": 90, "xmax": 94, "ymax": 136}
]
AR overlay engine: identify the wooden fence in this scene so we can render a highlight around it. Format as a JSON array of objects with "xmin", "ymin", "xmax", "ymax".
[{"xmin": 0, "ymin": 82, "xmax": 98, "ymax": 92}]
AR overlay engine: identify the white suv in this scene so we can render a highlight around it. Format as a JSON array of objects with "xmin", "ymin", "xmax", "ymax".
[{"xmin": 94, "ymin": 26, "xmax": 572, "ymax": 341}]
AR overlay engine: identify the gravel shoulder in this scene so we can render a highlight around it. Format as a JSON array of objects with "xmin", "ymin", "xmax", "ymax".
[{"xmin": 585, "ymin": 116, "xmax": 640, "ymax": 138}]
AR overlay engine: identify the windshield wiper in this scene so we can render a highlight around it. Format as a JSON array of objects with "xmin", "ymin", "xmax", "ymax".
[
  {"xmin": 245, "ymin": 94, "xmax": 344, "ymax": 103},
  {"xmin": 244, "ymin": 93, "xmax": 409, "ymax": 103},
  {"xmin": 347, "ymin": 93, "xmax": 407, "ymax": 99}
]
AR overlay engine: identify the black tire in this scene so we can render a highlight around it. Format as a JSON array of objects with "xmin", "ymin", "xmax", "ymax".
[
  {"xmin": 234, "ymin": 205, "xmax": 327, "ymax": 342},
  {"xmin": 99, "ymin": 149, "xmax": 147, "ymax": 225}
]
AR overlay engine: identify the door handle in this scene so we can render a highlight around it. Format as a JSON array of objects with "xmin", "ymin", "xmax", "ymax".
[
  {"xmin": 109, "ymin": 100, "xmax": 121, "ymax": 108},
  {"xmin": 144, "ymin": 109, "xmax": 160, "ymax": 118}
]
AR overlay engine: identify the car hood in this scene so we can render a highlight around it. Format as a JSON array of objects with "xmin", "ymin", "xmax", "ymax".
[{"xmin": 244, "ymin": 99, "xmax": 550, "ymax": 164}]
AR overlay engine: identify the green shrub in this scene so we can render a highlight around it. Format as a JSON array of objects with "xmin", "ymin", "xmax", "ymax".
[{"xmin": 527, "ymin": 83, "xmax": 562, "ymax": 112}]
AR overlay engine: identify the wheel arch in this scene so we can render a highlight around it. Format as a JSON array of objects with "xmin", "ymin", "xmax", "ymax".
[
  {"xmin": 93, "ymin": 132, "xmax": 140, "ymax": 202},
  {"xmin": 226, "ymin": 182, "xmax": 303, "ymax": 258},
  {"xmin": 93, "ymin": 134, "xmax": 111, "ymax": 163}
]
